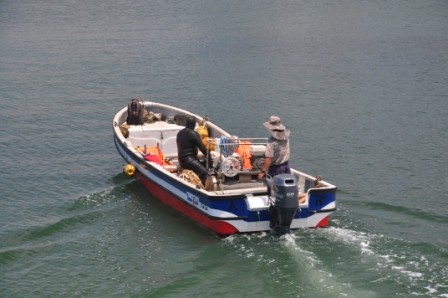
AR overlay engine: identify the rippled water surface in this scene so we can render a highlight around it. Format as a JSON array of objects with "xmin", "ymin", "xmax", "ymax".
[{"xmin": 1, "ymin": 0, "xmax": 447, "ymax": 297}]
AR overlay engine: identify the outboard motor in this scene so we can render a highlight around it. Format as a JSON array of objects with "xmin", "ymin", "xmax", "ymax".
[{"xmin": 266, "ymin": 174, "xmax": 299, "ymax": 235}]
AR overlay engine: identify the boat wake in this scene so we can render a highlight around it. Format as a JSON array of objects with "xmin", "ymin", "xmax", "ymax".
[
  {"xmin": 223, "ymin": 232, "xmax": 376, "ymax": 297},
  {"xmin": 316, "ymin": 227, "xmax": 448, "ymax": 297},
  {"xmin": 223, "ymin": 227, "xmax": 448, "ymax": 297},
  {"xmin": 0, "ymin": 181, "xmax": 138, "ymax": 266},
  {"xmin": 69, "ymin": 181, "xmax": 135, "ymax": 210},
  {"xmin": 280, "ymin": 232, "xmax": 378, "ymax": 298}
]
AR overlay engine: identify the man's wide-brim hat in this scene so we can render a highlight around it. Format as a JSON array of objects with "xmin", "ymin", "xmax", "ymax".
[{"xmin": 263, "ymin": 115, "xmax": 285, "ymax": 131}]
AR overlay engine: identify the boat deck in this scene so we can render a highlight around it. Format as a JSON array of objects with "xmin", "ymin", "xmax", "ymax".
[
  {"xmin": 122, "ymin": 120, "xmax": 270, "ymax": 194},
  {"xmin": 119, "ymin": 115, "xmax": 332, "ymax": 198}
]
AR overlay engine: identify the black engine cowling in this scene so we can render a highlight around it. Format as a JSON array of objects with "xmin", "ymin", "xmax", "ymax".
[{"xmin": 268, "ymin": 174, "xmax": 299, "ymax": 235}]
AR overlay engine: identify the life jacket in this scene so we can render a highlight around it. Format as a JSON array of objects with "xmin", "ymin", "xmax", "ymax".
[
  {"xmin": 234, "ymin": 141, "xmax": 252, "ymax": 170},
  {"xmin": 139, "ymin": 144, "xmax": 173, "ymax": 168}
]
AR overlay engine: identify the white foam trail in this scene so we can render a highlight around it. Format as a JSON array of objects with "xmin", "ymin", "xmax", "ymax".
[
  {"xmin": 318, "ymin": 227, "xmax": 448, "ymax": 297},
  {"xmin": 280, "ymin": 232, "xmax": 377, "ymax": 298},
  {"xmin": 225, "ymin": 229, "xmax": 447, "ymax": 297},
  {"xmin": 320, "ymin": 227, "xmax": 375, "ymax": 254}
]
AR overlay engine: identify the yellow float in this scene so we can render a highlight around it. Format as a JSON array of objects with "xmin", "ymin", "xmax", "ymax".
[{"xmin": 123, "ymin": 164, "xmax": 135, "ymax": 177}]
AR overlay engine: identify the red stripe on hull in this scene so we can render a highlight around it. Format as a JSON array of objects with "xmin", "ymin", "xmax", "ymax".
[
  {"xmin": 316, "ymin": 215, "xmax": 330, "ymax": 227},
  {"xmin": 136, "ymin": 172, "xmax": 239, "ymax": 236}
]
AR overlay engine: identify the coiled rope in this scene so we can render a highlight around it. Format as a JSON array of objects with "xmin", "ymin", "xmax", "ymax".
[{"xmin": 179, "ymin": 170, "xmax": 205, "ymax": 189}]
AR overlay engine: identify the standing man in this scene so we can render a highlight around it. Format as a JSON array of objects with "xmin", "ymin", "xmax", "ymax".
[{"xmin": 257, "ymin": 115, "xmax": 291, "ymax": 180}]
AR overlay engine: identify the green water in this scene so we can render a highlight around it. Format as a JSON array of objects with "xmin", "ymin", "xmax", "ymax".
[{"xmin": 1, "ymin": 0, "xmax": 447, "ymax": 297}]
